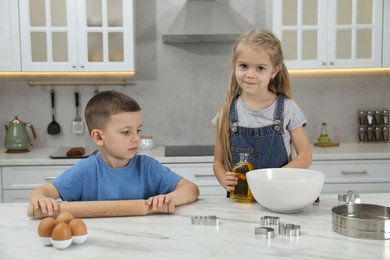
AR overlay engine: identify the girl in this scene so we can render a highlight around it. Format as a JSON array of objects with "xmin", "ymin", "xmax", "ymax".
[{"xmin": 213, "ymin": 29, "xmax": 312, "ymax": 194}]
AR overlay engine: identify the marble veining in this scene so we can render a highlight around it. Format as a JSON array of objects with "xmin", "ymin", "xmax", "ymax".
[{"xmin": 1, "ymin": 193, "xmax": 390, "ymax": 259}]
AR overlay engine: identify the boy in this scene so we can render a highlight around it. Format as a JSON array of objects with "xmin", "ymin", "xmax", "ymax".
[{"xmin": 30, "ymin": 90, "xmax": 199, "ymax": 216}]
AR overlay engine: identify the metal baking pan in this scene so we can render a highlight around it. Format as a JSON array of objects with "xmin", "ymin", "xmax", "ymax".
[{"xmin": 332, "ymin": 203, "xmax": 390, "ymax": 240}]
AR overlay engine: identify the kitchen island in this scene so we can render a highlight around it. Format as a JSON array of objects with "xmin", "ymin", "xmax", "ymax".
[{"xmin": 0, "ymin": 193, "xmax": 389, "ymax": 260}]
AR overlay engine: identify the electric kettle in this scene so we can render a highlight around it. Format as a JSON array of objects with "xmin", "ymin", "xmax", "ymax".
[{"xmin": 4, "ymin": 116, "xmax": 37, "ymax": 153}]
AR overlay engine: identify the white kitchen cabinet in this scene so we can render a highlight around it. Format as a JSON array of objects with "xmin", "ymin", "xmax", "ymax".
[
  {"xmin": 164, "ymin": 163, "xmax": 226, "ymax": 197},
  {"xmin": 0, "ymin": 0, "xmax": 21, "ymax": 71},
  {"xmin": 383, "ymin": 0, "xmax": 390, "ymax": 67},
  {"xmin": 19, "ymin": 0, "xmax": 134, "ymax": 72},
  {"xmin": 310, "ymin": 159, "xmax": 390, "ymax": 193},
  {"xmin": 272, "ymin": 0, "xmax": 383, "ymax": 69},
  {"xmin": 0, "ymin": 167, "xmax": 2, "ymax": 203},
  {"xmin": 1, "ymin": 165, "xmax": 69, "ymax": 203}
]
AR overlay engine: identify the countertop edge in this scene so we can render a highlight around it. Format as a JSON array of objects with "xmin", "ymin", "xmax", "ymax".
[{"xmin": 1, "ymin": 143, "xmax": 390, "ymax": 166}]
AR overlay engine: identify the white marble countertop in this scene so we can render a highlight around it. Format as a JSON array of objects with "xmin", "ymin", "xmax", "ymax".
[
  {"xmin": 1, "ymin": 143, "xmax": 390, "ymax": 166},
  {"xmin": 0, "ymin": 193, "xmax": 389, "ymax": 260}
]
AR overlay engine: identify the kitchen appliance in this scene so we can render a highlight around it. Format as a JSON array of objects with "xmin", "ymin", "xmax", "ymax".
[
  {"xmin": 27, "ymin": 200, "xmax": 175, "ymax": 219},
  {"xmin": 4, "ymin": 116, "xmax": 36, "ymax": 153},
  {"xmin": 162, "ymin": 0, "xmax": 255, "ymax": 43},
  {"xmin": 164, "ymin": 145, "xmax": 214, "ymax": 156}
]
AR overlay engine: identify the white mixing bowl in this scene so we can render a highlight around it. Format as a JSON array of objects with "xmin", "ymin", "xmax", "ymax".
[{"xmin": 247, "ymin": 168, "xmax": 325, "ymax": 213}]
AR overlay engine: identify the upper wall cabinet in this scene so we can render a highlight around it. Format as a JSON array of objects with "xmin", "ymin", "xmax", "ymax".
[
  {"xmin": 383, "ymin": 0, "xmax": 390, "ymax": 67},
  {"xmin": 272, "ymin": 0, "xmax": 383, "ymax": 70},
  {"xmin": 19, "ymin": 0, "xmax": 135, "ymax": 72},
  {"xmin": 0, "ymin": 0, "xmax": 21, "ymax": 71}
]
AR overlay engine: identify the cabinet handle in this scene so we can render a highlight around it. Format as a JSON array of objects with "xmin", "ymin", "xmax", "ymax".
[
  {"xmin": 340, "ymin": 170, "xmax": 368, "ymax": 175},
  {"xmin": 322, "ymin": 62, "xmax": 327, "ymax": 66},
  {"xmin": 72, "ymin": 65, "xmax": 76, "ymax": 68},
  {"xmin": 44, "ymin": 176, "xmax": 57, "ymax": 181},
  {"xmin": 80, "ymin": 65, "xmax": 85, "ymax": 69},
  {"xmin": 194, "ymin": 174, "xmax": 215, "ymax": 178},
  {"xmin": 329, "ymin": 61, "xmax": 334, "ymax": 66}
]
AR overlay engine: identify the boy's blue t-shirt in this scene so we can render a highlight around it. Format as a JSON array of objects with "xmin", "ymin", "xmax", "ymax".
[{"xmin": 51, "ymin": 153, "xmax": 183, "ymax": 201}]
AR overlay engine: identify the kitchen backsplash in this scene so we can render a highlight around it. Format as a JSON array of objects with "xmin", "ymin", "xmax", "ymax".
[{"xmin": 1, "ymin": 0, "xmax": 390, "ymax": 148}]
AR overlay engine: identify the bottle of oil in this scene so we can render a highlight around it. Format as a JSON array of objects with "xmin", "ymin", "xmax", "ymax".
[
  {"xmin": 317, "ymin": 122, "xmax": 331, "ymax": 144},
  {"xmin": 230, "ymin": 153, "xmax": 254, "ymax": 200}
]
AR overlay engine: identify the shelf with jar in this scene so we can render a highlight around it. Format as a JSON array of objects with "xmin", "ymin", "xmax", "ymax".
[{"xmin": 358, "ymin": 109, "xmax": 389, "ymax": 142}]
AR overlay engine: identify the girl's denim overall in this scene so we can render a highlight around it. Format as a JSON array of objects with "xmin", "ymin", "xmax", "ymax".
[
  {"xmin": 227, "ymin": 95, "xmax": 289, "ymax": 198},
  {"xmin": 229, "ymin": 94, "xmax": 289, "ymax": 170}
]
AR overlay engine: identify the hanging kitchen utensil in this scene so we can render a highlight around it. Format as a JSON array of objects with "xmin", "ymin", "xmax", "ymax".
[
  {"xmin": 72, "ymin": 89, "xmax": 83, "ymax": 134},
  {"xmin": 47, "ymin": 89, "xmax": 61, "ymax": 135}
]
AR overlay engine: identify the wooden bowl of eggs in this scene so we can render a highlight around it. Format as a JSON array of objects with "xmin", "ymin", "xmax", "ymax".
[{"xmin": 37, "ymin": 211, "xmax": 88, "ymax": 249}]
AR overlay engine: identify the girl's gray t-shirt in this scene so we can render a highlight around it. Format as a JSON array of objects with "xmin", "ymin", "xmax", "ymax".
[{"xmin": 212, "ymin": 96, "xmax": 307, "ymax": 157}]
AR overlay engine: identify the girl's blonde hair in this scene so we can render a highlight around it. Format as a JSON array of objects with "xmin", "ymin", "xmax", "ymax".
[{"xmin": 216, "ymin": 29, "xmax": 292, "ymax": 170}]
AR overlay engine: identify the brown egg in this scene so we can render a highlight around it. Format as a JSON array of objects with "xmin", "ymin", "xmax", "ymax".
[
  {"xmin": 37, "ymin": 217, "xmax": 58, "ymax": 237},
  {"xmin": 56, "ymin": 211, "xmax": 74, "ymax": 224},
  {"xmin": 51, "ymin": 223, "xmax": 72, "ymax": 241},
  {"xmin": 69, "ymin": 219, "xmax": 88, "ymax": 236}
]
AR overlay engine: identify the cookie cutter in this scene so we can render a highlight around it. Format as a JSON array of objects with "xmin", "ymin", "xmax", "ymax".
[
  {"xmin": 255, "ymin": 227, "xmax": 275, "ymax": 238},
  {"xmin": 260, "ymin": 216, "xmax": 280, "ymax": 226},
  {"xmin": 191, "ymin": 215, "xmax": 220, "ymax": 226},
  {"xmin": 260, "ymin": 216, "xmax": 280, "ymax": 234},
  {"xmin": 279, "ymin": 223, "xmax": 300, "ymax": 237},
  {"xmin": 256, "ymin": 216, "xmax": 300, "ymax": 239}
]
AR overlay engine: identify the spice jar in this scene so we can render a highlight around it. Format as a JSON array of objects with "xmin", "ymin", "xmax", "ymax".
[
  {"xmin": 374, "ymin": 110, "xmax": 382, "ymax": 125},
  {"xmin": 367, "ymin": 126, "xmax": 374, "ymax": 141},
  {"xmin": 358, "ymin": 110, "xmax": 367, "ymax": 125},
  {"xmin": 383, "ymin": 110, "xmax": 389, "ymax": 125},
  {"xmin": 358, "ymin": 126, "xmax": 366, "ymax": 142},
  {"xmin": 374, "ymin": 127, "xmax": 382, "ymax": 141},
  {"xmin": 383, "ymin": 126, "xmax": 389, "ymax": 142},
  {"xmin": 367, "ymin": 111, "xmax": 374, "ymax": 125}
]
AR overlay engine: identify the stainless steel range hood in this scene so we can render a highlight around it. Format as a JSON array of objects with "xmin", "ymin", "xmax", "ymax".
[{"xmin": 162, "ymin": 0, "xmax": 255, "ymax": 43}]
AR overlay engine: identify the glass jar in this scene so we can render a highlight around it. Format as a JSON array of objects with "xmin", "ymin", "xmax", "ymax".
[{"xmin": 230, "ymin": 153, "xmax": 254, "ymax": 201}]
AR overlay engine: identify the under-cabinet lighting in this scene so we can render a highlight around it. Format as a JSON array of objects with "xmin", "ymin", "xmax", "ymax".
[
  {"xmin": 0, "ymin": 72, "xmax": 136, "ymax": 86},
  {"xmin": 0, "ymin": 72, "xmax": 135, "ymax": 78},
  {"xmin": 289, "ymin": 68, "xmax": 390, "ymax": 76}
]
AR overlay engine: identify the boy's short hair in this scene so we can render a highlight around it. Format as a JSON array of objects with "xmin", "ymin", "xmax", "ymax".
[{"xmin": 85, "ymin": 90, "xmax": 141, "ymax": 133}]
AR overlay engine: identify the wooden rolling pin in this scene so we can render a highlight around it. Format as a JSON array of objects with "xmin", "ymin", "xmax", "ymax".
[{"xmin": 27, "ymin": 200, "xmax": 175, "ymax": 219}]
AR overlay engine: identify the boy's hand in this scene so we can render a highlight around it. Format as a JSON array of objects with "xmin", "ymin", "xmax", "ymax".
[
  {"xmin": 146, "ymin": 194, "xmax": 174, "ymax": 210},
  {"xmin": 31, "ymin": 198, "xmax": 59, "ymax": 216}
]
